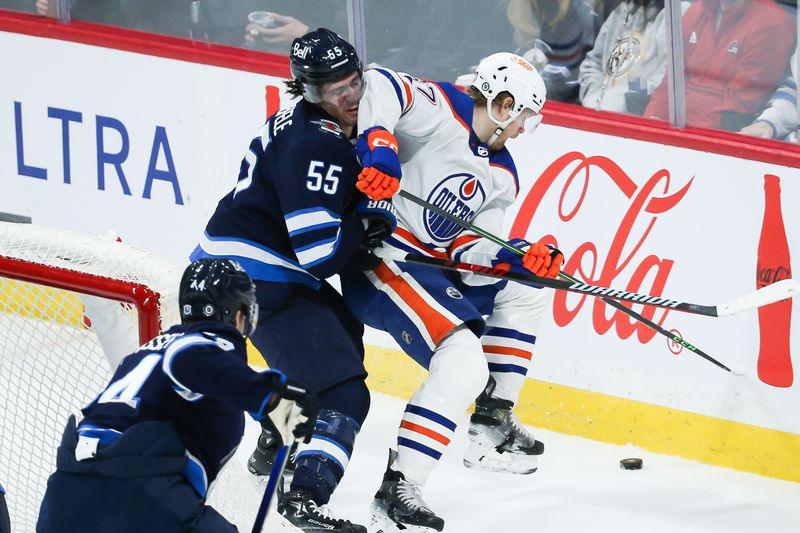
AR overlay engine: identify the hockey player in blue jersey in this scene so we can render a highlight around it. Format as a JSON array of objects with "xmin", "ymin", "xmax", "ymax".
[
  {"xmin": 190, "ymin": 28, "xmax": 394, "ymax": 532},
  {"xmin": 36, "ymin": 258, "xmax": 318, "ymax": 533},
  {"xmin": 0, "ymin": 483, "xmax": 9, "ymax": 533}
]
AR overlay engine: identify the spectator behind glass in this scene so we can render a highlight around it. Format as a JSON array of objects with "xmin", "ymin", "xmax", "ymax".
[
  {"xmin": 740, "ymin": 51, "xmax": 797, "ymax": 140},
  {"xmin": 238, "ymin": 1, "xmax": 516, "ymax": 83},
  {"xmin": 32, "ymin": 0, "xmax": 346, "ymax": 51},
  {"xmin": 2, "ymin": 0, "xmax": 36, "ymax": 12},
  {"xmin": 374, "ymin": 0, "xmax": 518, "ymax": 82},
  {"xmin": 579, "ymin": 0, "xmax": 689, "ymax": 115},
  {"xmin": 239, "ymin": 0, "xmax": 347, "ymax": 52},
  {"xmin": 35, "ymin": 0, "xmax": 190, "ymax": 36},
  {"xmin": 232, "ymin": 1, "xmax": 404, "ymax": 67},
  {"xmin": 644, "ymin": 0, "xmax": 794, "ymax": 131},
  {"xmin": 507, "ymin": 0, "xmax": 601, "ymax": 103}
]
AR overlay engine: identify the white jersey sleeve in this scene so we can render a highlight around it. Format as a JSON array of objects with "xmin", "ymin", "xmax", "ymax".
[
  {"xmin": 358, "ymin": 70, "xmax": 523, "ymax": 287},
  {"xmin": 358, "ymin": 67, "xmax": 415, "ymax": 134}
]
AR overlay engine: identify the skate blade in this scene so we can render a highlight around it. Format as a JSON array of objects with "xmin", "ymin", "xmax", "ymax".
[
  {"xmin": 463, "ymin": 445, "xmax": 539, "ymax": 475},
  {"xmin": 369, "ymin": 513, "xmax": 441, "ymax": 533},
  {"xmin": 267, "ymin": 512, "xmax": 304, "ymax": 533},
  {"xmin": 463, "ymin": 458, "xmax": 538, "ymax": 475}
]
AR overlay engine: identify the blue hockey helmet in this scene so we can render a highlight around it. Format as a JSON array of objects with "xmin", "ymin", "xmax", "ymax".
[{"xmin": 179, "ymin": 258, "xmax": 258, "ymax": 337}]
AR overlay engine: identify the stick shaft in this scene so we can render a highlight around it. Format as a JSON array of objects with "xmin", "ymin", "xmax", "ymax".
[
  {"xmin": 386, "ymin": 250, "xmax": 731, "ymax": 371},
  {"xmin": 251, "ymin": 444, "xmax": 291, "ymax": 533},
  {"xmin": 392, "ymin": 189, "xmax": 733, "ymax": 372},
  {"xmin": 397, "ymin": 190, "xmax": 718, "ymax": 316}
]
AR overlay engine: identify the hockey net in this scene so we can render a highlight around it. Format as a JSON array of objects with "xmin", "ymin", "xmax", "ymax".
[{"xmin": 0, "ymin": 222, "xmax": 284, "ymax": 532}]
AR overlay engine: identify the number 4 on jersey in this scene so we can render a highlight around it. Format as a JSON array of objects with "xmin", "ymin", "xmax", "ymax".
[{"xmin": 97, "ymin": 354, "xmax": 161, "ymax": 409}]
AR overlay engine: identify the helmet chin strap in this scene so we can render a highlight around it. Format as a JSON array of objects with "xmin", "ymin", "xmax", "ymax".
[{"xmin": 484, "ymin": 95, "xmax": 517, "ymax": 146}]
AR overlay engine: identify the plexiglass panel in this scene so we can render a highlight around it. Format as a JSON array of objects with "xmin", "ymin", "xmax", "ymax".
[{"xmin": 644, "ymin": 0, "xmax": 797, "ymax": 140}]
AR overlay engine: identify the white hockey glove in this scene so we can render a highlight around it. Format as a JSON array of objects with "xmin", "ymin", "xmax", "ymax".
[{"xmin": 265, "ymin": 381, "xmax": 318, "ymax": 444}]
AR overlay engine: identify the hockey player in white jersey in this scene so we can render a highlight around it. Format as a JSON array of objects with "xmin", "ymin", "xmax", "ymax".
[{"xmin": 342, "ymin": 53, "xmax": 563, "ymax": 532}]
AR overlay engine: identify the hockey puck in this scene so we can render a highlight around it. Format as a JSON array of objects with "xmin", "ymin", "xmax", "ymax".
[{"xmin": 620, "ymin": 458, "xmax": 643, "ymax": 470}]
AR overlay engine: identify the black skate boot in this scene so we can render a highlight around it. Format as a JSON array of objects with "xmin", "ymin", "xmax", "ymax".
[
  {"xmin": 279, "ymin": 489, "xmax": 367, "ymax": 532},
  {"xmin": 248, "ymin": 425, "xmax": 297, "ymax": 481},
  {"xmin": 463, "ymin": 377, "xmax": 544, "ymax": 474},
  {"xmin": 369, "ymin": 450, "xmax": 444, "ymax": 533}
]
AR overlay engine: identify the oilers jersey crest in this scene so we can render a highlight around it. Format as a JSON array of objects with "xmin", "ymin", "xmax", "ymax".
[
  {"xmin": 358, "ymin": 67, "xmax": 519, "ymax": 264},
  {"xmin": 424, "ymin": 173, "xmax": 486, "ymax": 243}
]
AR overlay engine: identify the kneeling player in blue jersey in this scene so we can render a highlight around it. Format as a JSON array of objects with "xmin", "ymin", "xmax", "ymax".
[
  {"xmin": 36, "ymin": 258, "xmax": 317, "ymax": 533},
  {"xmin": 0, "ymin": 483, "xmax": 9, "ymax": 533},
  {"xmin": 190, "ymin": 29, "xmax": 395, "ymax": 532}
]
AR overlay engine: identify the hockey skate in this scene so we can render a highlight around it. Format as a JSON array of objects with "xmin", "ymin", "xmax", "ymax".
[
  {"xmin": 369, "ymin": 450, "xmax": 444, "ymax": 533},
  {"xmin": 279, "ymin": 489, "xmax": 366, "ymax": 532},
  {"xmin": 463, "ymin": 379, "xmax": 544, "ymax": 475},
  {"xmin": 248, "ymin": 425, "xmax": 297, "ymax": 483}
]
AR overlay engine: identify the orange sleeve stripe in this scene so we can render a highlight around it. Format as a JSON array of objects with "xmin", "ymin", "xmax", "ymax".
[
  {"xmin": 449, "ymin": 235, "xmax": 481, "ymax": 254},
  {"xmin": 394, "ymin": 227, "xmax": 449, "ymax": 259},
  {"xmin": 374, "ymin": 262, "xmax": 456, "ymax": 345},
  {"xmin": 401, "ymin": 78, "xmax": 413, "ymax": 113},
  {"xmin": 400, "ymin": 420, "xmax": 451, "ymax": 445},
  {"xmin": 482, "ymin": 345, "xmax": 533, "ymax": 360}
]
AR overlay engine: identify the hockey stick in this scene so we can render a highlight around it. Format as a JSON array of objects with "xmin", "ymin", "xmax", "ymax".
[
  {"xmin": 251, "ymin": 443, "xmax": 292, "ymax": 533},
  {"xmin": 396, "ymin": 190, "xmax": 799, "ymax": 369},
  {"xmin": 375, "ymin": 246, "xmax": 750, "ymax": 372},
  {"xmin": 397, "ymin": 190, "xmax": 797, "ymax": 317}
]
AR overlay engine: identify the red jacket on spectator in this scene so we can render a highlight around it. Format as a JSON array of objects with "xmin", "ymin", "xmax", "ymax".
[{"xmin": 644, "ymin": 0, "xmax": 794, "ymax": 130}]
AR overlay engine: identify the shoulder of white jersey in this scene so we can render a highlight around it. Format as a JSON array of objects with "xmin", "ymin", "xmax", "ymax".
[
  {"xmin": 429, "ymin": 81, "xmax": 474, "ymax": 132},
  {"xmin": 488, "ymin": 148, "xmax": 519, "ymax": 197},
  {"xmin": 365, "ymin": 66, "xmax": 414, "ymax": 115}
]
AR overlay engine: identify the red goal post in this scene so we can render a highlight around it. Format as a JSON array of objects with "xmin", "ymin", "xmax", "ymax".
[
  {"xmin": 0, "ymin": 222, "xmax": 182, "ymax": 533},
  {"xmin": 0, "ymin": 255, "xmax": 162, "ymax": 344}
]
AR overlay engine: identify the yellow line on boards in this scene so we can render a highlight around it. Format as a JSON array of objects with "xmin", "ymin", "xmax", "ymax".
[{"xmin": 255, "ymin": 344, "xmax": 800, "ymax": 484}]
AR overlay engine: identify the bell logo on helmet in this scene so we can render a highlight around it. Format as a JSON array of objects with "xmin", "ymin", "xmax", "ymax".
[
  {"xmin": 293, "ymin": 43, "xmax": 310, "ymax": 59},
  {"xmin": 183, "ymin": 304, "xmax": 192, "ymax": 316}
]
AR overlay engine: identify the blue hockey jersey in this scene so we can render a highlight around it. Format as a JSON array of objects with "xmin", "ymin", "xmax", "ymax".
[
  {"xmin": 78, "ymin": 321, "xmax": 280, "ymax": 497},
  {"xmin": 191, "ymin": 99, "xmax": 365, "ymax": 288}
]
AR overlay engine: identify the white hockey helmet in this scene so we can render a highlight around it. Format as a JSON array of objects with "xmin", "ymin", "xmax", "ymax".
[{"xmin": 471, "ymin": 52, "xmax": 547, "ymax": 144}]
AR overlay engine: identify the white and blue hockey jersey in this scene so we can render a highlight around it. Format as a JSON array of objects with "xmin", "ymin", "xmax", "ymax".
[
  {"xmin": 192, "ymin": 99, "xmax": 365, "ymax": 288},
  {"xmin": 357, "ymin": 67, "xmax": 520, "ymax": 281}
]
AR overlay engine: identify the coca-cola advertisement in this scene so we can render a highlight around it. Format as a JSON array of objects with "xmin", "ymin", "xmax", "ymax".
[{"xmin": 506, "ymin": 125, "xmax": 800, "ymax": 434}]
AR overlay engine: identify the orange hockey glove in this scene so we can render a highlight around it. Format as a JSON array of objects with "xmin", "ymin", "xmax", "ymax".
[
  {"xmin": 495, "ymin": 240, "xmax": 564, "ymax": 279},
  {"xmin": 354, "ymin": 126, "xmax": 401, "ymax": 200}
]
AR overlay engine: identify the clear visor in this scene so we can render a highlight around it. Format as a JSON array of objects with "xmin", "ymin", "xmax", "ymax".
[
  {"xmin": 307, "ymin": 73, "xmax": 365, "ymax": 104},
  {"xmin": 524, "ymin": 113, "xmax": 544, "ymax": 134}
]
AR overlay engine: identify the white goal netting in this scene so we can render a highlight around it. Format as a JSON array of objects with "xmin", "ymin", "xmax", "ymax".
[{"xmin": 0, "ymin": 222, "xmax": 289, "ymax": 532}]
